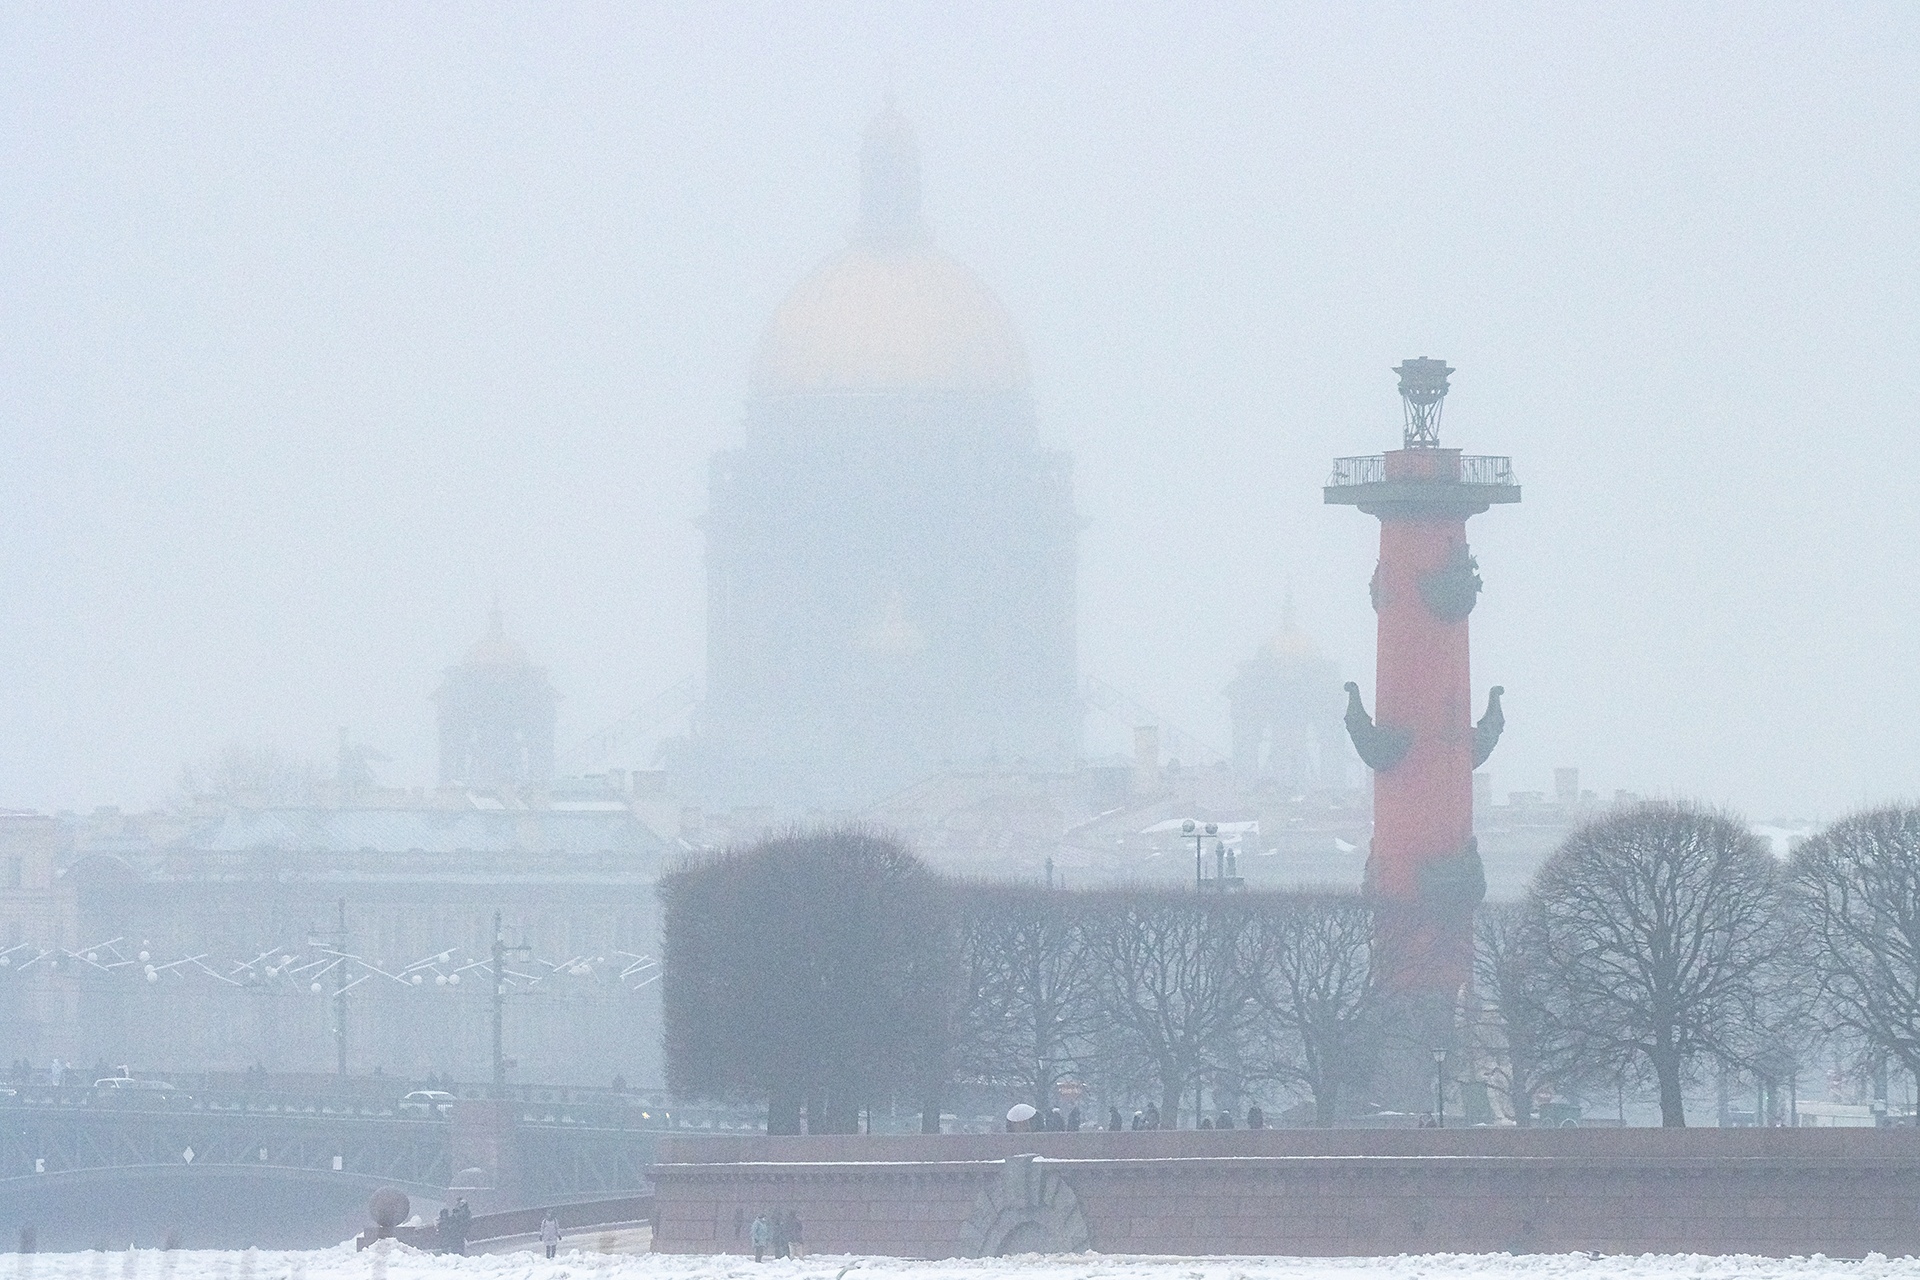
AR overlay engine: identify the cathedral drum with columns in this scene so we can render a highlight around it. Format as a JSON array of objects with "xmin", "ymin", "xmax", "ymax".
[{"xmin": 699, "ymin": 110, "xmax": 1078, "ymax": 808}]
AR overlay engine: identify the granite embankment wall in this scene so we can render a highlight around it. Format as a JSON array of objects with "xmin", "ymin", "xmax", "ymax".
[{"xmin": 651, "ymin": 1128, "xmax": 1920, "ymax": 1258}]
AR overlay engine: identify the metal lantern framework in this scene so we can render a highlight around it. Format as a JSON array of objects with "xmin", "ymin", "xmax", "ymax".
[{"xmin": 1394, "ymin": 357, "xmax": 1454, "ymax": 448}]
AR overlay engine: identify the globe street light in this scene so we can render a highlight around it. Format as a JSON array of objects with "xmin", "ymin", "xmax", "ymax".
[{"xmin": 1182, "ymin": 819, "xmax": 1218, "ymax": 892}]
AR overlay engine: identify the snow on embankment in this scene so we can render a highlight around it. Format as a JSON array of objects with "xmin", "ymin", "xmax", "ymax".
[{"xmin": 6, "ymin": 1248, "xmax": 1920, "ymax": 1280}]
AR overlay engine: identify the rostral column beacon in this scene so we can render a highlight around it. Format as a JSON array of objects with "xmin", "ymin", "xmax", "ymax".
[{"xmin": 1325, "ymin": 360, "xmax": 1518, "ymax": 1017}]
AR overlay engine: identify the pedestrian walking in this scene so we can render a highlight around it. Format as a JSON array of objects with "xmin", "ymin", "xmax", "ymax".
[
  {"xmin": 1108, "ymin": 1106, "xmax": 1123, "ymax": 1131},
  {"xmin": 785, "ymin": 1209, "xmax": 804, "ymax": 1259},
  {"xmin": 750, "ymin": 1213, "xmax": 770, "ymax": 1262},
  {"xmin": 1144, "ymin": 1102, "xmax": 1161, "ymax": 1130},
  {"xmin": 446, "ymin": 1198, "xmax": 471, "ymax": 1256},
  {"xmin": 540, "ymin": 1211, "xmax": 560, "ymax": 1260},
  {"xmin": 771, "ymin": 1208, "xmax": 790, "ymax": 1259}
]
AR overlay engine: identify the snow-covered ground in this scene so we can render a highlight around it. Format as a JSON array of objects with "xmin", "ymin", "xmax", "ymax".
[{"xmin": 6, "ymin": 1247, "xmax": 1920, "ymax": 1280}]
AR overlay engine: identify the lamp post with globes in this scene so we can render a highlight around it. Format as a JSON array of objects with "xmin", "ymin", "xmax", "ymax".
[
  {"xmin": 1182, "ymin": 820, "xmax": 1218, "ymax": 892},
  {"xmin": 306, "ymin": 899, "xmax": 350, "ymax": 1078},
  {"xmin": 491, "ymin": 911, "xmax": 534, "ymax": 1096}
]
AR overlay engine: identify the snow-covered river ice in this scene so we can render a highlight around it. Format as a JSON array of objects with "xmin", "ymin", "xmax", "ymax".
[{"xmin": 5, "ymin": 1248, "xmax": 1920, "ymax": 1280}]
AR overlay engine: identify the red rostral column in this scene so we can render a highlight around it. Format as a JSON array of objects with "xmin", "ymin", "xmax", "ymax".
[{"xmin": 1325, "ymin": 359, "xmax": 1518, "ymax": 1006}]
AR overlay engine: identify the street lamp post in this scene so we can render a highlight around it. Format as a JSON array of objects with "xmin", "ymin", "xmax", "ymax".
[
  {"xmin": 1432, "ymin": 1047, "xmax": 1448, "ymax": 1128},
  {"xmin": 307, "ymin": 898, "xmax": 350, "ymax": 1078},
  {"xmin": 491, "ymin": 911, "xmax": 533, "ymax": 1097},
  {"xmin": 1183, "ymin": 820, "xmax": 1218, "ymax": 892}
]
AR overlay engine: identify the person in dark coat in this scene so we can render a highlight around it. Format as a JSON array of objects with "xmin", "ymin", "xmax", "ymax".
[
  {"xmin": 1108, "ymin": 1106, "xmax": 1124, "ymax": 1131},
  {"xmin": 445, "ymin": 1198, "xmax": 471, "ymax": 1256},
  {"xmin": 785, "ymin": 1209, "xmax": 804, "ymax": 1259},
  {"xmin": 770, "ymin": 1208, "xmax": 789, "ymax": 1259},
  {"xmin": 1067, "ymin": 1105, "xmax": 1082, "ymax": 1132},
  {"xmin": 1144, "ymin": 1102, "xmax": 1161, "ymax": 1130},
  {"xmin": 1247, "ymin": 1104, "xmax": 1265, "ymax": 1129},
  {"xmin": 1046, "ymin": 1107, "xmax": 1065, "ymax": 1131},
  {"xmin": 1218, "ymin": 1110, "xmax": 1234, "ymax": 1129}
]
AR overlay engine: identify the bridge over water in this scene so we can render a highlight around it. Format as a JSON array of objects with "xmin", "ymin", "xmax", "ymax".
[{"xmin": 0, "ymin": 1083, "xmax": 668, "ymax": 1250}]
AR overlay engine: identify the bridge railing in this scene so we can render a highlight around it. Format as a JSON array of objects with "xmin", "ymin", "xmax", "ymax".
[{"xmin": 0, "ymin": 1083, "xmax": 739, "ymax": 1132}]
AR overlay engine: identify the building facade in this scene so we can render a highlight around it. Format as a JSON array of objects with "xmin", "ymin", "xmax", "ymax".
[
  {"xmin": 0, "ymin": 618, "xmax": 664, "ymax": 1088},
  {"xmin": 0, "ymin": 795, "xmax": 666, "ymax": 1087},
  {"xmin": 698, "ymin": 109, "xmax": 1078, "ymax": 808}
]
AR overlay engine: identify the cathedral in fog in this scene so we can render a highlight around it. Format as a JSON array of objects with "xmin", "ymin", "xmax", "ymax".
[
  {"xmin": 699, "ymin": 109, "xmax": 1079, "ymax": 808},
  {"xmin": 434, "ymin": 606, "xmax": 559, "ymax": 789}
]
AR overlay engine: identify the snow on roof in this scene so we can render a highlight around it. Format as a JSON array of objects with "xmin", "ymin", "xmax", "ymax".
[
  {"xmin": 1140, "ymin": 818, "xmax": 1260, "ymax": 836},
  {"xmin": 176, "ymin": 806, "xmax": 664, "ymax": 858}
]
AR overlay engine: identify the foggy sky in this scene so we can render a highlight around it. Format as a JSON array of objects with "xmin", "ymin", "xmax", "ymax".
[{"xmin": 2, "ymin": 2, "xmax": 1916, "ymax": 821}]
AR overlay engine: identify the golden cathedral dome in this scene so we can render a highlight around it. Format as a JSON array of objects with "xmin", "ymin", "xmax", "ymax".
[
  {"xmin": 1258, "ymin": 599, "xmax": 1326, "ymax": 663},
  {"xmin": 748, "ymin": 107, "xmax": 1030, "ymax": 399},
  {"xmin": 750, "ymin": 247, "xmax": 1028, "ymax": 396}
]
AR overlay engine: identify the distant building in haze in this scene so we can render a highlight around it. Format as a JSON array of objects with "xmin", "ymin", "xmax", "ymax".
[
  {"xmin": 1224, "ymin": 609, "xmax": 1348, "ymax": 795},
  {"xmin": 435, "ymin": 607, "xmax": 559, "ymax": 790},
  {"xmin": 698, "ymin": 108, "xmax": 1078, "ymax": 807}
]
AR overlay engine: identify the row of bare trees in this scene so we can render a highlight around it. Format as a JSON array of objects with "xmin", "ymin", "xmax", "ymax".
[
  {"xmin": 661, "ymin": 829, "xmax": 1380, "ymax": 1129},
  {"xmin": 949, "ymin": 882, "xmax": 1377, "ymax": 1125},
  {"xmin": 1479, "ymin": 801, "xmax": 1920, "ymax": 1127},
  {"xmin": 661, "ymin": 803, "xmax": 1920, "ymax": 1129}
]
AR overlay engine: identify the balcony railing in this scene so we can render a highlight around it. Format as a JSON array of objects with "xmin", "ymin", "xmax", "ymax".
[
  {"xmin": 1327, "ymin": 454, "xmax": 1516, "ymax": 488},
  {"xmin": 1460, "ymin": 454, "xmax": 1516, "ymax": 487},
  {"xmin": 1327, "ymin": 455, "xmax": 1386, "ymax": 487}
]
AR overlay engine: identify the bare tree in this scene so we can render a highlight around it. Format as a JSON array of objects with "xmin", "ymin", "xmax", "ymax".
[
  {"xmin": 1792, "ymin": 807, "xmax": 1920, "ymax": 1078},
  {"xmin": 954, "ymin": 882, "xmax": 1100, "ymax": 1111},
  {"xmin": 1527, "ymin": 801, "xmax": 1786, "ymax": 1127},
  {"xmin": 1245, "ymin": 893, "xmax": 1377, "ymax": 1125},
  {"xmin": 1472, "ymin": 901, "xmax": 1566, "ymax": 1126},
  {"xmin": 1084, "ymin": 889, "xmax": 1253, "ymax": 1125}
]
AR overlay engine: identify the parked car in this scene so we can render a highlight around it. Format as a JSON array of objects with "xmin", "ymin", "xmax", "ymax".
[
  {"xmin": 90, "ymin": 1076, "xmax": 183, "ymax": 1108},
  {"xmin": 398, "ymin": 1089, "xmax": 456, "ymax": 1117},
  {"xmin": 94, "ymin": 1076, "xmax": 174, "ymax": 1092},
  {"xmin": 1536, "ymin": 1099, "xmax": 1584, "ymax": 1128}
]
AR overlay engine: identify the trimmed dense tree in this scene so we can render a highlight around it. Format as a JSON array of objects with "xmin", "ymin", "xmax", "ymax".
[
  {"xmin": 1527, "ymin": 801, "xmax": 1786, "ymax": 1127},
  {"xmin": 659, "ymin": 825, "xmax": 955, "ymax": 1133}
]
